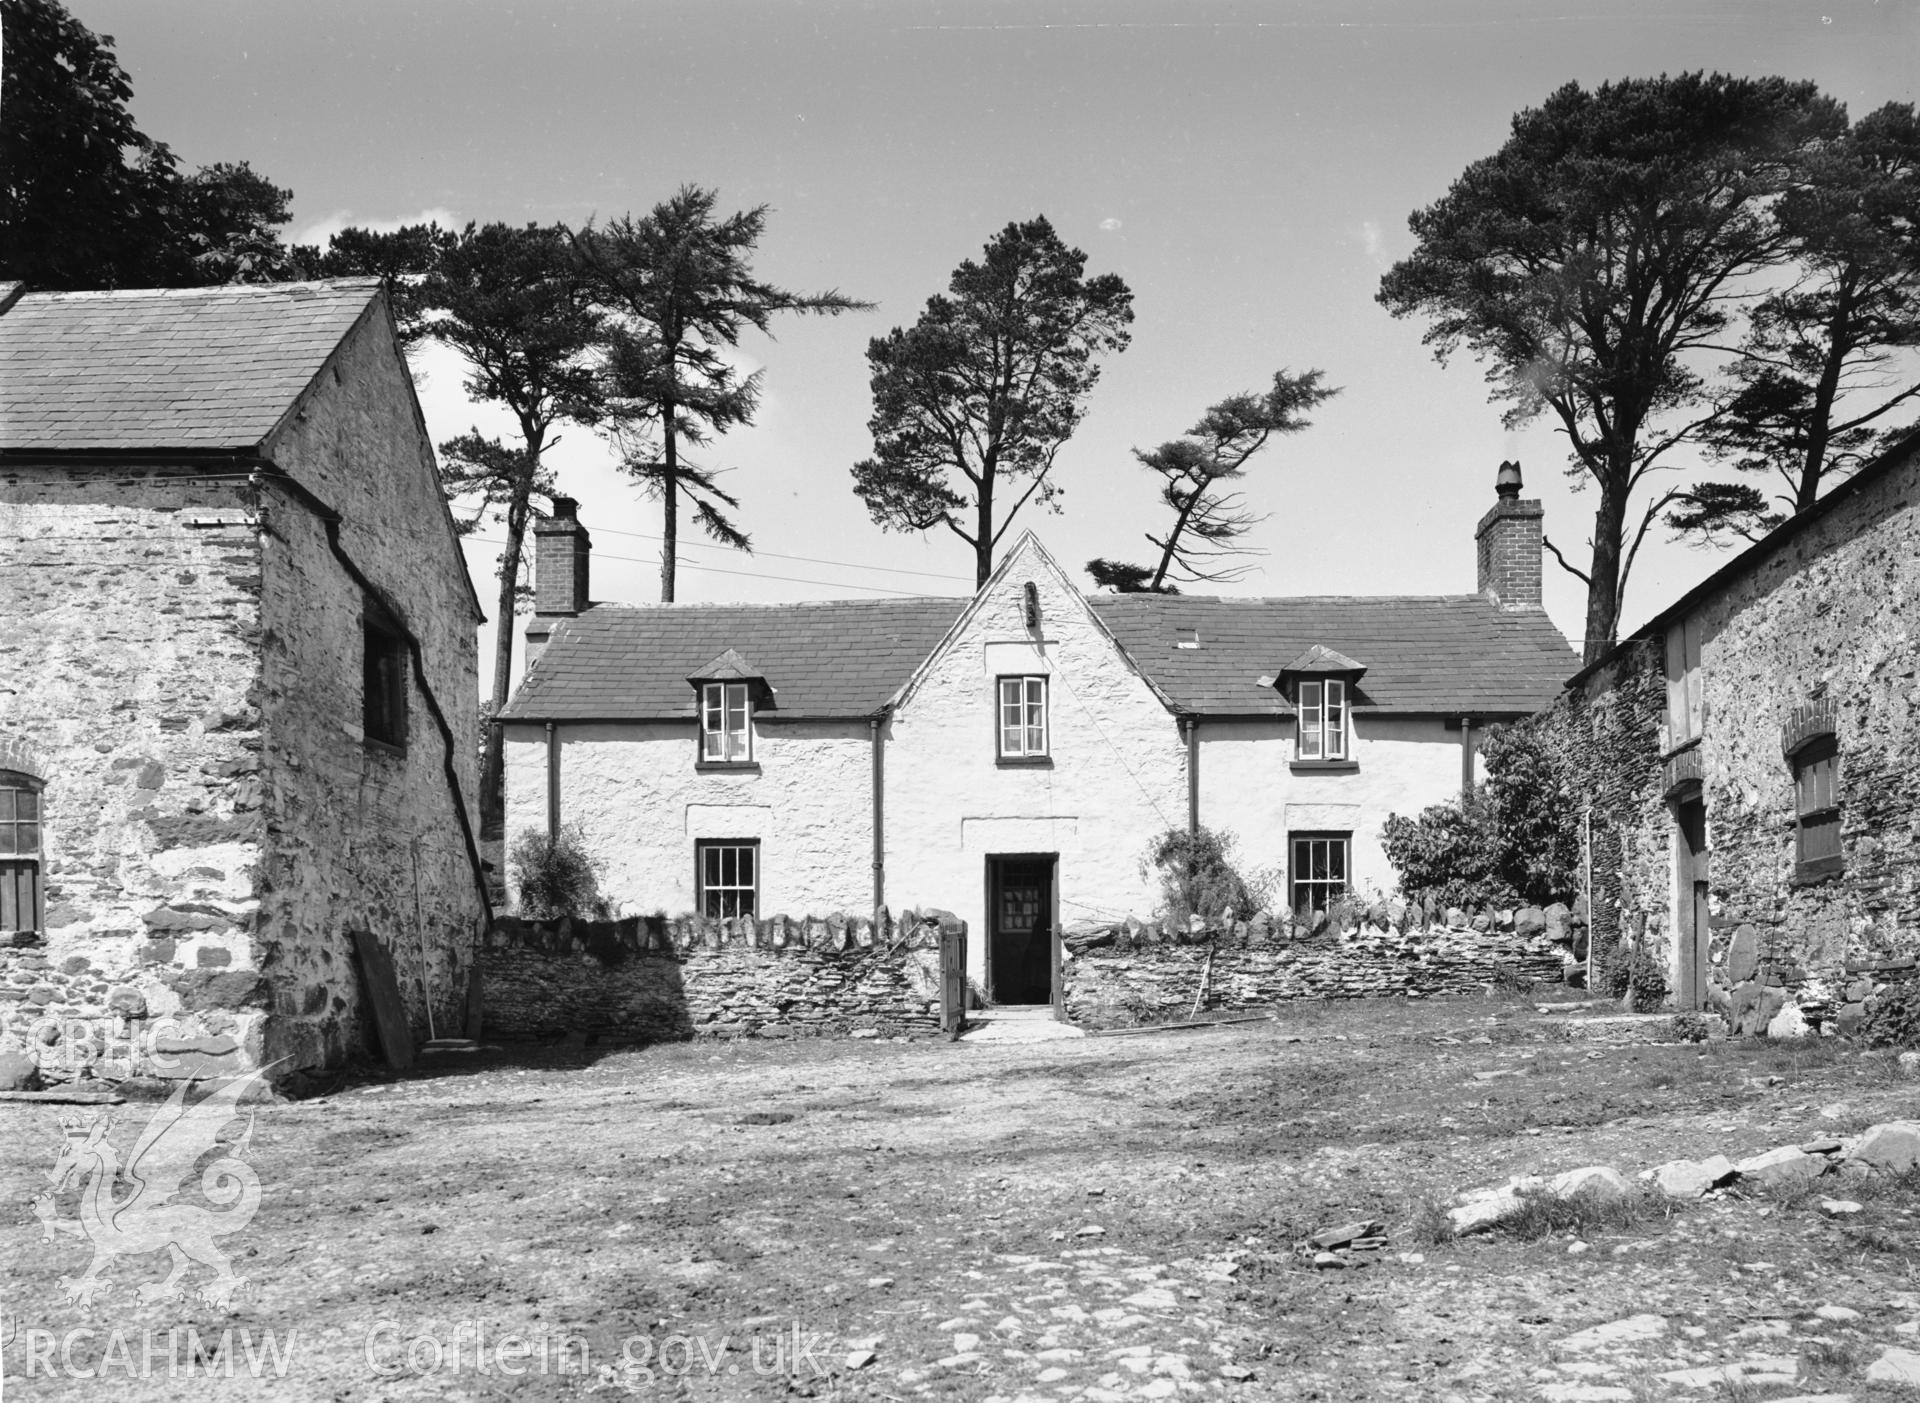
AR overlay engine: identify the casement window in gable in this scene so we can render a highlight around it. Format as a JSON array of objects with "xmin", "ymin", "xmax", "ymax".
[
  {"xmin": 997, "ymin": 675, "xmax": 1049, "ymax": 761},
  {"xmin": 688, "ymin": 649, "xmax": 770, "ymax": 769}
]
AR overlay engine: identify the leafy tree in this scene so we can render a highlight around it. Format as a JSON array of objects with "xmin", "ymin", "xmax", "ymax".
[
  {"xmin": 1380, "ymin": 722, "xmax": 1580, "ymax": 910},
  {"xmin": 1672, "ymin": 102, "xmax": 1920, "ymax": 544},
  {"xmin": 154, "ymin": 162, "xmax": 297, "ymax": 285},
  {"xmin": 570, "ymin": 187, "xmax": 868, "ymax": 602},
  {"xmin": 418, "ymin": 223, "xmax": 604, "ymax": 839},
  {"xmin": 854, "ymin": 217, "xmax": 1134, "ymax": 587},
  {"xmin": 1087, "ymin": 370, "xmax": 1337, "ymax": 592},
  {"xmin": 0, "ymin": 0, "xmax": 295, "ymax": 289},
  {"xmin": 290, "ymin": 222, "xmax": 454, "ymax": 335},
  {"xmin": 1378, "ymin": 73, "xmax": 1844, "ymax": 664}
]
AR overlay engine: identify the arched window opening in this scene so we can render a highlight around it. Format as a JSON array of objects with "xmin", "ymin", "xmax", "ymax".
[{"xmin": 0, "ymin": 770, "xmax": 44, "ymax": 937}]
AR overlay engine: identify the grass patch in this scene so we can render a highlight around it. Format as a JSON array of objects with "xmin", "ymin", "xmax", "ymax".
[
  {"xmin": 1493, "ymin": 1185, "xmax": 1664, "ymax": 1243},
  {"xmin": 1405, "ymin": 1196, "xmax": 1457, "ymax": 1246}
]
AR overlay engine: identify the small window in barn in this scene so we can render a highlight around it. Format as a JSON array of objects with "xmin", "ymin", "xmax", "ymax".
[
  {"xmin": 696, "ymin": 840, "xmax": 758, "ymax": 918},
  {"xmin": 1296, "ymin": 679, "xmax": 1348, "ymax": 761},
  {"xmin": 997, "ymin": 675, "xmax": 1049, "ymax": 762},
  {"xmin": 362, "ymin": 597, "xmax": 408, "ymax": 750},
  {"xmin": 1289, "ymin": 831, "xmax": 1349, "ymax": 916},
  {"xmin": 699, "ymin": 682, "xmax": 753, "ymax": 765},
  {"xmin": 1792, "ymin": 736, "xmax": 1842, "ymax": 881},
  {"xmin": 0, "ymin": 772, "xmax": 44, "ymax": 936}
]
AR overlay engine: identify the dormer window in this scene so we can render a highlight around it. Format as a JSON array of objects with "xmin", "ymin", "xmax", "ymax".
[
  {"xmin": 700, "ymin": 682, "xmax": 752, "ymax": 764},
  {"xmin": 1274, "ymin": 644, "xmax": 1364, "ymax": 769},
  {"xmin": 1297, "ymin": 679, "xmax": 1347, "ymax": 761},
  {"xmin": 688, "ymin": 647, "xmax": 769, "ymax": 770}
]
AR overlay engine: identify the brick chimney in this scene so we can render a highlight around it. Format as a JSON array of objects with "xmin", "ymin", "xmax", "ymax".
[
  {"xmin": 1475, "ymin": 461, "xmax": 1543, "ymax": 609},
  {"xmin": 526, "ymin": 497, "xmax": 591, "ymax": 666}
]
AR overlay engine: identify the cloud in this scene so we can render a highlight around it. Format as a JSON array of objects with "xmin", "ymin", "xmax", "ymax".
[
  {"xmin": 1098, "ymin": 217, "xmax": 1123, "ymax": 232},
  {"xmin": 1359, "ymin": 219, "xmax": 1384, "ymax": 263},
  {"xmin": 291, "ymin": 206, "xmax": 461, "ymax": 249}
]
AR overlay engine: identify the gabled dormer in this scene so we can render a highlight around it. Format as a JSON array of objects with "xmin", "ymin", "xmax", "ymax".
[
  {"xmin": 688, "ymin": 648, "xmax": 774, "ymax": 770},
  {"xmin": 1274, "ymin": 645, "xmax": 1367, "ymax": 769}
]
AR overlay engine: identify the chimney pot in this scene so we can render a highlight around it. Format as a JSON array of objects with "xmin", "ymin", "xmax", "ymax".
[{"xmin": 1495, "ymin": 460, "xmax": 1523, "ymax": 500}]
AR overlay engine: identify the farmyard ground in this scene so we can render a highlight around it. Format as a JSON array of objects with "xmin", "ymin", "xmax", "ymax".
[{"xmin": 3, "ymin": 996, "xmax": 1918, "ymax": 1401}]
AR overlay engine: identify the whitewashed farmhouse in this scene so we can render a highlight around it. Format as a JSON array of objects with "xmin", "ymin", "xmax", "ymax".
[{"xmin": 498, "ymin": 470, "xmax": 1575, "ymax": 1006}]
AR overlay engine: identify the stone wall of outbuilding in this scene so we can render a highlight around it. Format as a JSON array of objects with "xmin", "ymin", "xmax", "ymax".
[
  {"xmin": 0, "ymin": 306, "xmax": 484, "ymax": 1087},
  {"xmin": 0, "ymin": 466, "xmax": 273, "ymax": 1082},
  {"xmin": 1678, "ymin": 442, "xmax": 1920, "ymax": 1029}
]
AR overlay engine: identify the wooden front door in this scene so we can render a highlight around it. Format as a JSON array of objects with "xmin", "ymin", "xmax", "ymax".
[
  {"xmin": 987, "ymin": 855, "xmax": 1055, "ymax": 1006},
  {"xmin": 1675, "ymin": 797, "xmax": 1709, "ymax": 1010}
]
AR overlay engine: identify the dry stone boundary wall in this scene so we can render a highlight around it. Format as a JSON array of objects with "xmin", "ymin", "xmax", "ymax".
[
  {"xmin": 481, "ymin": 910, "xmax": 957, "ymax": 1042},
  {"xmin": 1062, "ymin": 910, "xmax": 1566, "ymax": 1028}
]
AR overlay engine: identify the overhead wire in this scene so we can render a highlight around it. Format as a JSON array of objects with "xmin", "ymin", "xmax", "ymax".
[{"xmin": 464, "ymin": 534, "xmax": 964, "ymax": 598}]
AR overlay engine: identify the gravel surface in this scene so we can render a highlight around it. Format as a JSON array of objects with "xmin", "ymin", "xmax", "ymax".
[{"xmin": 3, "ymin": 994, "xmax": 1917, "ymax": 1400}]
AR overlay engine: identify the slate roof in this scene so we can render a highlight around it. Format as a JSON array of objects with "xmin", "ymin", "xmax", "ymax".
[
  {"xmin": 0, "ymin": 280, "xmax": 380, "ymax": 451},
  {"xmin": 1088, "ymin": 594, "xmax": 1577, "ymax": 716},
  {"xmin": 504, "ymin": 591, "xmax": 1579, "ymax": 722},
  {"xmin": 501, "ymin": 600, "xmax": 968, "ymax": 721}
]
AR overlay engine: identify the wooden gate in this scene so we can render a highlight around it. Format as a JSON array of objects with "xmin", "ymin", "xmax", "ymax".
[{"xmin": 939, "ymin": 919, "xmax": 968, "ymax": 1038}]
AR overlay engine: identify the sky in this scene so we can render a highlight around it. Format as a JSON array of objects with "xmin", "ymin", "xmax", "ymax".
[{"xmin": 67, "ymin": 0, "xmax": 1920, "ymax": 698}]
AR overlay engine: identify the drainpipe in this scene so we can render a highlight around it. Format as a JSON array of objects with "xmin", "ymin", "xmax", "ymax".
[
  {"xmin": 1459, "ymin": 716, "xmax": 1475, "ymax": 801},
  {"xmin": 1184, "ymin": 717, "xmax": 1200, "ymax": 837},
  {"xmin": 545, "ymin": 721, "xmax": 560, "ymax": 840},
  {"xmin": 870, "ymin": 713, "xmax": 886, "ymax": 923}
]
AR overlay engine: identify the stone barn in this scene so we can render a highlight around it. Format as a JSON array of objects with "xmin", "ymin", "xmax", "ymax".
[
  {"xmin": 1535, "ymin": 426, "xmax": 1920, "ymax": 1027},
  {"xmin": 0, "ymin": 278, "xmax": 488, "ymax": 1084}
]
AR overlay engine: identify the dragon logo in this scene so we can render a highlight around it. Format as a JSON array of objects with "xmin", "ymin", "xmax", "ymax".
[{"xmin": 32, "ymin": 1070, "xmax": 268, "ymax": 1311}]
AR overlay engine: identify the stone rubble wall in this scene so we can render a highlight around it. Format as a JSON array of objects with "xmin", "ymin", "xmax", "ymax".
[
  {"xmin": 1513, "ymin": 440, "xmax": 1920, "ymax": 1027},
  {"xmin": 1681, "ymin": 443, "xmax": 1920, "ymax": 1029},
  {"xmin": 1062, "ymin": 906, "xmax": 1567, "ymax": 1028},
  {"xmin": 252, "ymin": 310, "xmax": 487, "ymax": 1076},
  {"xmin": 0, "ymin": 467, "xmax": 274, "ymax": 1083},
  {"xmin": 480, "ymin": 910, "xmax": 958, "ymax": 1042}
]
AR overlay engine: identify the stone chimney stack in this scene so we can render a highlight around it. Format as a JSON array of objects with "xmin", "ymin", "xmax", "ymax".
[
  {"xmin": 526, "ymin": 497, "xmax": 591, "ymax": 666},
  {"xmin": 1475, "ymin": 461, "xmax": 1544, "ymax": 609}
]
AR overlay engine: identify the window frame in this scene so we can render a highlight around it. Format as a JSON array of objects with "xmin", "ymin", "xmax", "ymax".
[
  {"xmin": 1791, "ymin": 734, "xmax": 1842, "ymax": 882},
  {"xmin": 1294, "ymin": 679, "xmax": 1349, "ymax": 763},
  {"xmin": 995, "ymin": 674, "xmax": 1051, "ymax": 765},
  {"xmin": 0, "ymin": 770, "xmax": 45, "ymax": 936},
  {"xmin": 695, "ymin": 838, "xmax": 760, "ymax": 919},
  {"xmin": 697, "ymin": 681, "xmax": 755, "ymax": 767},
  {"xmin": 361, "ymin": 598, "xmax": 408, "ymax": 752},
  {"xmin": 1288, "ymin": 830, "xmax": 1350, "ymax": 916}
]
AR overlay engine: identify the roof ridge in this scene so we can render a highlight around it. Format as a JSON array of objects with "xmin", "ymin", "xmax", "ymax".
[
  {"xmin": 579, "ymin": 596, "xmax": 960, "ymax": 613},
  {"xmin": 1087, "ymin": 592, "xmax": 1499, "ymax": 605},
  {"xmin": 18, "ymin": 278, "xmax": 381, "ymax": 304}
]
